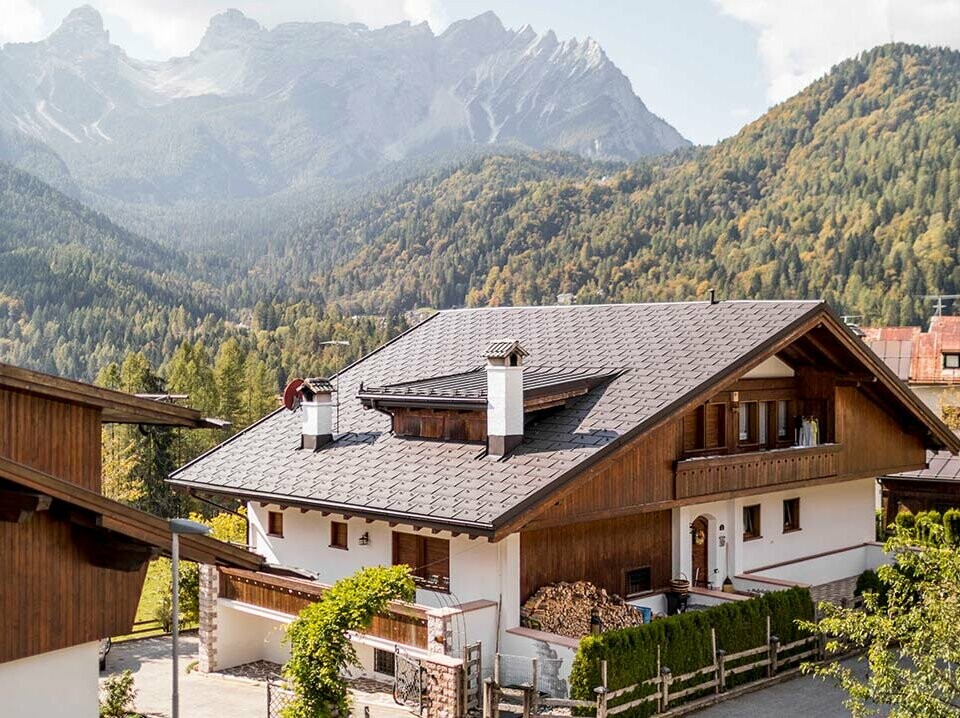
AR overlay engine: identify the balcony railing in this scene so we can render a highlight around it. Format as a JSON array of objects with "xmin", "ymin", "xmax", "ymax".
[
  {"xmin": 675, "ymin": 444, "xmax": 841, "ymax": 499},
  {"xmin": 218, "ymin": 567, "xmax": 429, "ymax": 648}
]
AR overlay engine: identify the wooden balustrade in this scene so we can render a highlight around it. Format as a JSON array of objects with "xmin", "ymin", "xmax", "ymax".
[
  {"xmin": 675, "ymin": 444, "xmax": 841, "ymax": 499},
  {"xmin": 218, "ymin": 567, "xmax": 429, "ymax": 648}
]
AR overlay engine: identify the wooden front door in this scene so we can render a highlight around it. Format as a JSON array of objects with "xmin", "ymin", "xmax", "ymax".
[{"xmin": 691, "ymin": 516, "xmax": 709, "ymax": 587}]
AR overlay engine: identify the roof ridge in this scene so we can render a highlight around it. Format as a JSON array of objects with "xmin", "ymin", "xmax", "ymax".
[{"xmin": 436, "ymin": 299, "xmax": 824, "ymax": 314}]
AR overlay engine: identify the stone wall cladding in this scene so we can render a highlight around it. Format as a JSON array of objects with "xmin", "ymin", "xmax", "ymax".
[
  {"xmin": 198, "ymin": 564, "xmax": 219, "ymax": 673},
  {"xmin": 422, "ymin": 659, "xmax": 463, "ymax": 718}
]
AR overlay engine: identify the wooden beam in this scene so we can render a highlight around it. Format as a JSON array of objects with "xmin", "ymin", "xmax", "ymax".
[{"xmin": 0, "ymin": 488, "xmax": 51, "ymax": 523}]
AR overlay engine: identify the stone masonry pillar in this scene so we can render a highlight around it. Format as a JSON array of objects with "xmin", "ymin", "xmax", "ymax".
[{"xmin": 198, "ymin": 563, "xmax": 219, "ymax": 673}]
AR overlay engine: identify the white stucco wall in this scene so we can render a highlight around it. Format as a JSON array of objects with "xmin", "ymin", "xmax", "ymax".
[
  {"xmin": 217, "ymin": 600, "xmax": 292, "ymax": 670},
  {"xmin": 675, "ymin": 478, "xmax": 877, "ymax": 587},
  {"xmin": 0, "ymin": 641, "xmax": 99, "ymax": 718},
  {"xmin": 249, "ymin": 503, "xmax": 517, "ymax": 612}
]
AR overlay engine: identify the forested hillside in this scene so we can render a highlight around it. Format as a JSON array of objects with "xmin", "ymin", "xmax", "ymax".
[
  {"xmin": 0, "ymin": 160, "xmax": 406, "ymax": 383},
  {"xmin": 266, "ymin": 44, "xmax": 959, "ymax": 324}
]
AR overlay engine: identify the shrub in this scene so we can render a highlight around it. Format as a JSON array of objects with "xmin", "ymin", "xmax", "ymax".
[
  {"xmin": 944, "ymin": 509, "xmax": 960, "ymax": 547},
  {"xmin": 854, "ymin": 569, "xmax": 887, "ymax": 607},
  {"xmin": 569, "ymin": 588, "xmax": 814, "ymax": 718},
  {"xmin": 99, "ymin": 670, "xmax": 136, "ymax": 718},
  {"xmin": 894, "ymin": 511, "xmax": 915, "ymax": 531},
  {"xmin": 152, "ymin": 557, "xmax": 200, "ymax": 632},
  {"xmin": 915, "ymin": 510, "xmax": 943, "ymax": 544}
]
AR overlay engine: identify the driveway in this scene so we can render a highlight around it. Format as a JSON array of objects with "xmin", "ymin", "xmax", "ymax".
[
  {"xmin": 691, "ymin": 657, "xmax": 886, "ymax": 717},
  {"xmin": 101, "ymin": 635, "xmax": 265, "ymax": 718},
  {"xmin": 101, "ymin": 634, "xmax": 414, "ymax": 718}
]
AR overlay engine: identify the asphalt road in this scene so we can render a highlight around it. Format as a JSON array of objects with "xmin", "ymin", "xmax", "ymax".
[{"xmin": 691, "ymin": 657, "xmax": 884, "ymax": 718}]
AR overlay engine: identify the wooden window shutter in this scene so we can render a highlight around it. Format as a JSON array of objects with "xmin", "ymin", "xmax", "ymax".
[
  {"xmin": 423, "ymin": 536, "xmax": 450, "ymax": 586},
  {"xmin": 392, "ymin": 532, "xmax": 420, "ymax": 569}
]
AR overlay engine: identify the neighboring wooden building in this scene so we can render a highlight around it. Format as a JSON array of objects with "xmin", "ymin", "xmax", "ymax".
[
  {"xmin": 169, "ymin": 301, "xmax": 958, "ymax": 690},
  {"xmin": 0, "ymin": 363, "xmax": 262, "ymax": 718},
  {"xmin": 879, "ymin": 438, "xmax": 960, "ymax": 523}
]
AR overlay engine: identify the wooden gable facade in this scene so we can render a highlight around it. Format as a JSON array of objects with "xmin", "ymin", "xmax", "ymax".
[
  {"xmin": 513, "ymin": 313, "xmax": 954, "ymax": 601},
  {"xmin": 0, "ymin": 364, "xmax": 261, "ymax": 664}
]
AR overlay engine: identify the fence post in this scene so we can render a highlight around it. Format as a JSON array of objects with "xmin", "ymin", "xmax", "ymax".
[
  {"xmin": 716, "ymin": 649, "xmax": 727, "ymax": 693},
  {"xmin": 815, "ymin": 604, "xmax": 826, "ymax": 660},
  {"xmin": 494, "ymin": 653, "xmax": 501, "ymax": 686},
  {"xmin": 483, "ymin": 677, "xmax": 499, "ymax": 718},
  {"xmin": 521, "ymin": 683, "xmax": 534, "ymax": 718},
  {"xmin": 595, "ymin": 686, "xmax": 608, "ymax": 718},
  {"xmin": 770, "ymin": 635, "xmax": 781, "ymax": 676},
  {"xmin": 531, "ymin": 657, "xmax": 539, "ymax": 714},
  {"xmin": 660, "ymin": 666, "xmax": 672, "ymax": 713}
]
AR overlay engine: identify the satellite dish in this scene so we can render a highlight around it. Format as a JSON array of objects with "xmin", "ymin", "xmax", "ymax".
[{"xmin": 283, "ymin": 379, "xmax": 304, "ymax": 411}]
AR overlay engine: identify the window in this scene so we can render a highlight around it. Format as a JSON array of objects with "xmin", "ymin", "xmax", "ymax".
[
  {"xmin": 739, "ymin": 402, "xmax": 758, "ymax": 444},
  {"xmin": 682, "ymin": 404, "xmax": 725, "ymax": 452},
  {"xmin": 758, "ymin": 402, "xmax": 769, "ymax": 446},
  {"xmin": 777, "ymin": 400, "xmax": 789, "ymax": 439},
  {"xmin": 374, "ymin": 648, "xmax": 396, "ymax": 676},
  {"xmin": 392, "ymin": 531, "xmax": 450, "ymax": 592},
  {"xmin": 743, "ymin": 504, "xmax": 761, "ymax": 540},
  {"xmin": 330, "ymin": 521, "xmax": 348, "ymax": 549},
  {"xmin": 267, "ymin": 511, "xmax": 283, "ymax": 538},
  {"xmin": 783, "ymin": 498, "xmax": 801, "ymax": 532},
  {"xmin": 945, "ymin": 353, "xmax": 960, "ymax": 369},
  {"xmin": 624, "ymin": 566, "xmax": 652, "ymax": 597}
]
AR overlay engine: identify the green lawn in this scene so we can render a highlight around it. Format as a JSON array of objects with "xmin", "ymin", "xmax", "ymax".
[{"xmin": 114, "ymin": 560, "xmax": 197, "ymax": 642}]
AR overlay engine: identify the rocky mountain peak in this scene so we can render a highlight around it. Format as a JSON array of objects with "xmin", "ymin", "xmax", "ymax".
[
  {"xmin": 48, "ymin": 4, "xmax": 110, "ymax": 54},
  {"xmin": 197, "ymin": 8, "xmax": 263, "ymax": 52}
]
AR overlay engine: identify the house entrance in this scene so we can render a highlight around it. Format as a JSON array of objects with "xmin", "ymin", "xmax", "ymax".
[{"xmin": 691, "ymin": 516, "xmax": 709, "ymax": 588}]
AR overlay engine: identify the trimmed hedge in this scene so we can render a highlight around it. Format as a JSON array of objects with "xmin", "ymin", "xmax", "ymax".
[
  {"xmin": 944, "ymin": 509, "xmax": 960, "ymax": 547},
  {"xmin": 569, "ymin": 587, "xmax": 814, "ymax": 717}
]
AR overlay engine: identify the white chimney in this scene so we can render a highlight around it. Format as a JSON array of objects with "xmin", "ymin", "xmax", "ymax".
[
  {"xmin": 300, "ymin": 377, "xmax": 335, "ymax": 451},
  {"xmin": 484, "ymin": 339, "xmax": 527, "ymax": 457}
]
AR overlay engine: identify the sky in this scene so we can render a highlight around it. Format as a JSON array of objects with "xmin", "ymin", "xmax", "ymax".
[{"xmin": 4, "ymin": 0, "xmax": 960, "ymax": 144}]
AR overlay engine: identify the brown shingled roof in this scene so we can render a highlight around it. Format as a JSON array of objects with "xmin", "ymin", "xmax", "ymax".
[{"xmin": 171, "ymin": 301, "xmax": 843, "ymax": 534}]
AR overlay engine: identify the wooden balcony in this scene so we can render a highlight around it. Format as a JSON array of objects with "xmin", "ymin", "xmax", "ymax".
[
  {"xmin": 675, "ymin": 444, "xmax": 841, "ymax": 500},
  {"xmin": 218, "ymin": 567, "xmax": 429, "ymax": 648}
]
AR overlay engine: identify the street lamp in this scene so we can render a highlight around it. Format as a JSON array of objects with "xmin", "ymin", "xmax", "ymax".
[
  {"xmin": 169, "ymin": 518, "xmax": 211, "ymax": 718},
  {"xmin": 319, "ymin": 340, "xmax": 350, "ymax": 434}
]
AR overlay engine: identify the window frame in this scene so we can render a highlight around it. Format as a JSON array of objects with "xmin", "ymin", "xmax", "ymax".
[
  {"xmin": 743, "ymin": 504, "xmax": 762, "ymax": 541},
  {"xmin": 623, "ymin": 566, "xmax": 653, "ymax": 598},
  {"xmin": 783, "ymin": 498, "xmax": 801, "ymax": 533},
  {"xmin": 391, "ymin": 531, "xmax": 451, "ymax": 593},
  {"xmin": 776, "ymin": 399, "xmax": 789, "ymax": 440},
  {"xmin": 267, "ymin": 510, "xmax": 284, "ymax": 538},
  {"xmin": 944, "ymin": 353, "xmax": 960, "ymax": 370},
  {"xmin": 330, "ymin": 521, "xmax": 349, "ymax": 550},
  {"xmin": 373, "ymin": 648, "xmax": 396, "ymax": 676},
  {"xmin": 738, "ymin": 402, "xmax": 759, "ymax": 446}
]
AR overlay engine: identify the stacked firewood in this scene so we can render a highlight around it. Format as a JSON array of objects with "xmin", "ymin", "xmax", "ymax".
[{"xmin": 520, "ymin": 581, "xmax": 646, "ymax": 638}]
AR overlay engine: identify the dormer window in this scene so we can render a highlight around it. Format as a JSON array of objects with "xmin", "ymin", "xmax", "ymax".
[{"xmin": 944, "ymin": 353, "xmax": 960, "ymax": 369}]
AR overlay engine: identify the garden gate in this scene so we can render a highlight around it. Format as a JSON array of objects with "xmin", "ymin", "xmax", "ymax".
[{"xmin": 393, "ymin": 646, "xmax": 424, "ymax": 711}]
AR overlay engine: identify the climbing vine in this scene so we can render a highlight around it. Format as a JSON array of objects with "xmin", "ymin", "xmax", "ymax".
[{"xmin": 282, "ymin": 565, "xmax": 415, "ymax": 717}]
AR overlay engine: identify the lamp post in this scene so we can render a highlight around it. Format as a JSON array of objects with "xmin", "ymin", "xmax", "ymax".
[
  {"xmin": 319, "ymin": 340, "xmax": 350, "ymax": 434},
  {"xmin": 169, "ymin": 518, "xmax": 211, "ymax": 718}
]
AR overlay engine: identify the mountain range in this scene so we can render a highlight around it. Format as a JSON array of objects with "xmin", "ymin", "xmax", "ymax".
[{"xmin": 0, "ymin": 5, "xmax": 686, "ymax": 242}]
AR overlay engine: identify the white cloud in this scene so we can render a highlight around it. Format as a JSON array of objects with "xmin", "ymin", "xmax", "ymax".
[
  {"xmin": 715, "ymin": 0, "xmax": 960, "ymax": 103},
  {"xmin": 0, "ymin": 0, "xmax": 44, "ymax": 44},
  {"xmin": 94, "ymin": 0, "xmax": 448, "ymax": 57}
]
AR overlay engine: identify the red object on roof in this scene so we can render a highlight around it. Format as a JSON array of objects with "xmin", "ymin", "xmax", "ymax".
[{"xmin": 283, "ymin": 379, "xmax": 304, "ymax": 411}]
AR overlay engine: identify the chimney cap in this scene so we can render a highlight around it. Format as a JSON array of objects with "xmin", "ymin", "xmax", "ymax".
[
  {"xmin": 302, "ymin": 377, "xmax": 335, "ymax": 397},
  {"xmin": 482, "ymin": 339, "xmax": 528, "ymax": 360}
]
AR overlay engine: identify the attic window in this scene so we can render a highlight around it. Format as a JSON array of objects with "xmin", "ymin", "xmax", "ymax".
[
  {"xmin": 623, "ymin": 566, "xmax": 652, "ymax": 597},
  {"xmin": 945, "ymin": 353, "xmax": 960, "ymax": 369}
]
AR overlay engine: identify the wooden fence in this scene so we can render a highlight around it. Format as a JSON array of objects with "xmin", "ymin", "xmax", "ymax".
[{"xmin": 483, "ymin": 616, "xmax": 824, "ymax": 718}]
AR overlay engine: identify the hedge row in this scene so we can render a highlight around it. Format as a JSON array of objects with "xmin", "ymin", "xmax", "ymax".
[
  {"xmin": 569, "ymin": 587, "xmax": 814, "ymax": 718},
  {"xmin": 893, "ymin": 509, "xmax": 960, "ymax": 546}
]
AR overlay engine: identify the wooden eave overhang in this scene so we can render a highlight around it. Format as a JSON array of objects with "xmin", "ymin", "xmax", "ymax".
[
  {"xmin": 0, "ymin": 456, "xmax": 263, "ymax": 569},
  {"xmin": 0, "ymin": 363, "xmax": 227, "ymax": 429}
]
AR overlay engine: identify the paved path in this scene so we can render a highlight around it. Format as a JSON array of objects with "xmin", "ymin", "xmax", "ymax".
[
  {"xmin": 101, "ymin": 635, "xmax": 265, "ymax": 718},
  {"xmin": 691, "ymin": 657, "xmax": 886, "ymax": 717},
  {"xmin": 101, "ymin": 634, "xmax": 414, "ymax": 718}
]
